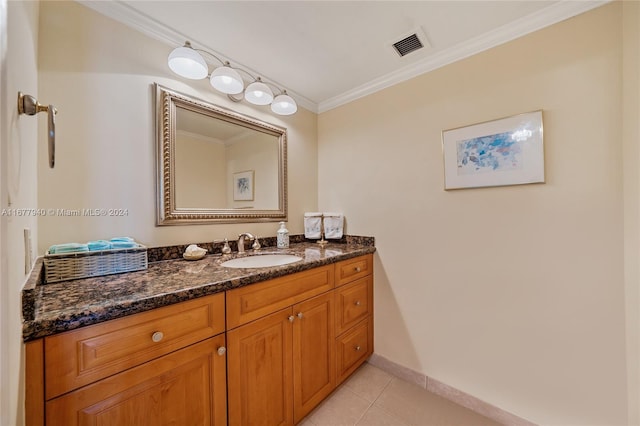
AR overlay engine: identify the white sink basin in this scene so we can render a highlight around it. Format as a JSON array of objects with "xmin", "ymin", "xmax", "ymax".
[{"xmin": 221, "ymin": 254, "xmax": 302, "ymax": 268}]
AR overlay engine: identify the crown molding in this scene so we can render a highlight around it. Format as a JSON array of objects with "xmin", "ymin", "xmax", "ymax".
[
  {"xmin": 317, "ymin": 0, "xmax": 611, "ymax": 113},
  {"xmin": 76, "ymin": 0, "xmax": 319, "ymax": 113}
]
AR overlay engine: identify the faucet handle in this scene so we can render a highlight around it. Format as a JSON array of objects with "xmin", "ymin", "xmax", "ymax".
[
  {"xmin": 221, "ymin": 238, "xmax": 231, "ymax": 254},
  {"xmin": 252, "ymin": 237, "xmax": 261, "ymax": 250}
]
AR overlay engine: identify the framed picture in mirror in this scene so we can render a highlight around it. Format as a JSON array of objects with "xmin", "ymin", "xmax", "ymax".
[{"xmin": 233, "ymin": 170, "xmax": 254, "ymax": 201}]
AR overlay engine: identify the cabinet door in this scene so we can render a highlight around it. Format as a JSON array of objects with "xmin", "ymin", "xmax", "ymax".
[
  {"xmin": 227, "ymin": 307, "xmax": 294, "ymax": 426},
  {"xmin": 45, "ymin": 335, "xmax": 227, "ymax": 426},
  {"xmin": 292, "ymin": 292, "xmax": 336, "ymax": 423}
]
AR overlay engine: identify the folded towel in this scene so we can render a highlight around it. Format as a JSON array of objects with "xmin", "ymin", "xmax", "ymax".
[
  {"xmin": 87, "ymin": 240, "xmax": 111, "ymax": 251},
  {"xmin": 304, "ymin": 212, "xmax": 323, "ymax": 239},
  {"xmin": 323, "ymin": 212, "xmax": 344, "ymax": 239},
  {"xmin": 110, "ymin": 237, "xmax": 134, "ymax": 242},
  {"xmin": 110, "ymin": 241, "xmax": 137, "ymax": 249},
  {"xmin": 48, "ymin": 243, "xmax": 89, "ymax": 254},
  {"xmin": 110, "ymin": 237, "xmax": 136, "ymax": 249}
]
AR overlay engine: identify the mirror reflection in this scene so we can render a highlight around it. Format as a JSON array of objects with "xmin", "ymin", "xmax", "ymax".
[{"xmin": 156, "ymin": 84, "xmax": 287, "ymax": 225}]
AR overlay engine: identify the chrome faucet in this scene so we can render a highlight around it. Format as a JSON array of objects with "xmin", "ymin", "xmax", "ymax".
[{"xmin": 237, "ymin": 233, "xmax": 256, "ymax": 254}]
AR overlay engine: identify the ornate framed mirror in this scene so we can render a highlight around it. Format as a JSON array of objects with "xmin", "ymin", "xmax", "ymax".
[{"xmin": 155, "ymin": 84, "xmax": 287, "ymax": 225}]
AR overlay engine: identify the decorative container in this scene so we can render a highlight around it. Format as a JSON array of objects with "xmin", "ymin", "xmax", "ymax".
[{"xmin": 44, "ymin": 244, "xmax": 148, "ymax": 283}]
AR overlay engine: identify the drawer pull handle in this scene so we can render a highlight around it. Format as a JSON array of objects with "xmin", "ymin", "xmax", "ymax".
[
  {"xmin": 355, "ymin": 300, "xmax": 361, "ymax": 306},
  {"xmin": 297, "ymin": 312, "xmax": 303, "ymax": 319},
  {"xmin": 355, "ymin": 267, "xmax": 361, "ymax": 272},
  {"xmin": 355, "ymin": 345, "xmax": 361, "ymax": 351},
  {"xmin": 288, "ymin": 315, "xmax": 295, "ymax": 323},
  {"xmin": 217, "ymin": 347, "xmax": 226, "ymax": 356},
  {"xmin": 151, "ymin": 331, "xmax": 164, "ymax": 343}
]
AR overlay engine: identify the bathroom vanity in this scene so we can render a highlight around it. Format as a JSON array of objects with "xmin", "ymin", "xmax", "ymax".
[{"xmin": 23, "ymin": 241, "xmax": 374, "ymax": 426}]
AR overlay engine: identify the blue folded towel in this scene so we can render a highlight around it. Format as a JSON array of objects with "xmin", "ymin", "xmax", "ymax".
[
  {"xmin": 48, "ymin": 243, "xmax": 89, "ymax": 254},
  {"xmin": 110, "ymin": 237, "xmax": 134, "ymax": 242},
  {"xmin": 88, "ymin": 240, "xmax": 111, "ymax": 251},
  {"xmin": 110, "ymin": 241, "xmax": 137, "ymax": 249},
  {"xmin": 109, "ymin": 237, "xmax": 136, "ymax": 249}
]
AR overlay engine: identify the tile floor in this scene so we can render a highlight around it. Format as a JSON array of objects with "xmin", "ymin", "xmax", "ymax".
[{"xmin": 300, "ymin": 363, "xmax": 501, "ymax": 426}]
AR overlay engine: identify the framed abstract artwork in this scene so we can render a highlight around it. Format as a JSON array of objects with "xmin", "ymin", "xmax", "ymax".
[
  {"xmin": 233, "ymin": 170, "xmax": 254, "ymax": 201},
  {"xmin": 442, "ymin": 110, "xmax": 544, "ymax": 190}
]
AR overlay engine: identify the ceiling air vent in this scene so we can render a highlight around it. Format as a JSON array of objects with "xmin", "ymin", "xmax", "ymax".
[
  {"xmin": 389, "ymin": 27, "xmax": 430, "ymax": 59},
  {"xmin": 392, "ymin": 33, "xmax": 423, "ymax": 57}
]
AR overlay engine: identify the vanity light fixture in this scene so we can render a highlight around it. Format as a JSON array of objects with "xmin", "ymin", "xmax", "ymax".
[{"xmin": 167, "ymin": 41, "xmax": 298, "ymax": 115}]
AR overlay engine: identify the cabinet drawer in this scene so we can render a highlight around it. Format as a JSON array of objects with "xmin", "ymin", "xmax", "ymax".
[
  {"xmin": 336, "ymin": 317, "xmax": 373, "ymax": 384},
  {"xmin": 226, "ymin": 265, "xmax": 334, "ymax": 329},
  {"xmin": 335, "ymin": 276, "xmax": 373, "ymax": 336},
  {"xmin": 335, "ymin": 255, "xmax": 372, "ymax": 287},
  {"xmin": 44, "ymin": 293, "xmax": 225, "ymax": 399}
]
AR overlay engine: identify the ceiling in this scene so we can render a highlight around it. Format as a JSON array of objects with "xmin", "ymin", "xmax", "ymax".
[{"xmin": 80, "ymin": 0, "xmax": 608, "ymax": 113}]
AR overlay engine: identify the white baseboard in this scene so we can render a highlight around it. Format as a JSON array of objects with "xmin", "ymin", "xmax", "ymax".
[{"xmin": 367, "ymin": 353, "xmax": 536, "ymax": 426}]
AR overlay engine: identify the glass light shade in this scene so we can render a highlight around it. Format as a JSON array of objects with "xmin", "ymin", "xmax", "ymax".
[
  {"xmin": 244, "ymin": 81, "xmax": 273, "ymax": 105},
  {"xmin": 210, "ymin": 66, "xmax": 244, "ymax": 94},
  {"xmin": 271, "ymin": 93, "xmax": 297, "ymax": 115},
  {"xmin": 168, "ymin": 45, "xmax": 208, "ymax": 80}
]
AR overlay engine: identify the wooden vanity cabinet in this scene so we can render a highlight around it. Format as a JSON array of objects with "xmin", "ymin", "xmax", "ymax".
[
  {"xmin": 334, "ymin": 255, "xmax": 374, "ymax": 385},
  {"xmin": 226, "ymin": 266, "xmax": 336, "ymax": 425},
  {"xmin": 45, "ymin": 335, "xmax": 227, "ymax": 426},
  {"xmin": 27, "ymin": 293, "xmax": 227, "ymax": 426},
  {"xmin": 26, "ymin": 253, "xmax": 374, "ymax": 426},
  {"xmin": 226, "ymin": 254, "xmax": 374, "ymax": 425}
]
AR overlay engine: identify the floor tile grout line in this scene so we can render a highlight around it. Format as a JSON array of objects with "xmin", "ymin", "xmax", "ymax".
[
  {"xmin": 353, "ymin": 371, "xmax": 396, "ymax": 425},
  {"xmin": 366, "ymin": 377, "xmax": 411, "ymax": 425},
  {"xmin": 353, "ymin": 398, "xmax": 375, "ymax": 426}
]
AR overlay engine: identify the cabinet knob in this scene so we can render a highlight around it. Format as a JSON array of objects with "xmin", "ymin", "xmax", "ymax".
[
  {"xmin": 217, "ymin": 347, "xmax": 226, "ymax": 356},
  {"xmin": 151, "ymin": 331, "xmax": 164, "ymax": 343},
  {"xmin": 297, "ymin": 312, "xmax": 303, "ymax": 319},
  {"xmin": 354, "ymin": 300, "xmax": 361, "ymax": 306},
  {"xmin": 355, "ymin": 345, "xmax": 361, "ymax": 351},
  {"xmin": 288, "ymin": 315, "xmax": 295, "ymax": 323},
  {"xmin": 355, "ymin": 267, "xmax": 361, "ymax": 272}
]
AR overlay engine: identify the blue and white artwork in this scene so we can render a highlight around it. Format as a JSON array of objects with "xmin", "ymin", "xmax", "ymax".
[
  {"xmin": 233, "ymin": 170, "xmax": 254, "ymax": 200},
  {"xmin": 236, "ymin": 177, "xmax": 250, "ymax": 195},
  {"xmin": 456, "ymin": 131, "xmax": 523, "ymax": 176}
]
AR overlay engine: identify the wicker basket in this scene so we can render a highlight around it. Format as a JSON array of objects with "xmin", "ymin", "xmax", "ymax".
[{"xmin": 44, "ymin": 244, "xmax": 148, "ymax": 283}]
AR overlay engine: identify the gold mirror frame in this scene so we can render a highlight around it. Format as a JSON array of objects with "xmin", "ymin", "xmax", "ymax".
[{"xmin": 155, "ymin": 83, "xmax": 288, "ymax": 225}]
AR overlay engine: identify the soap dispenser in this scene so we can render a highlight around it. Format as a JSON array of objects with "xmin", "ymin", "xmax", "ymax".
[{"xmin": 276, "ymin": 222, "xmax": 289, "ymax": 248}]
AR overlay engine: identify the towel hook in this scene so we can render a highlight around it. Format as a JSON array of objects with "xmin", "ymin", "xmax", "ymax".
[{"xmin": 18, "ymin": 92, "xmax": 57, "ymax": 168}]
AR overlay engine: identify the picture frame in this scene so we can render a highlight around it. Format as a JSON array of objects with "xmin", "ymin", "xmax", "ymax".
[
  {"xmin": 442, "ymin": 110, "xmax": 544, "ymax": 190},
  {"xmin": 233, "ymin": 170, "xmax": 254, "ymax": 201}
]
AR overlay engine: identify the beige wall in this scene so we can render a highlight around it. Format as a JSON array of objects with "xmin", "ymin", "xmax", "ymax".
[
  {"xmin": 36, "ymin": 1, "xmax": 318, "ymax": 252},
  {"xmin": 20, "ymin": 1, "xmax": 640, "ymax": 425},
  {"xmin": 175, "ymin": 132, "xmax": 226, "ymax": 209},
  {"xmin": 1, "ymin": 1, "xmax": 40, "ymax": 425},
  {"xmin": 225, "ymin": 132, "xmax": 279, "ymax": 209},
  {"xmin": 623, "ymin": 1, "xmax": 640, "ymax": 424},
  {"xmin": 319, "ymin": 3, "xmax": 628, "ymax": 425}
]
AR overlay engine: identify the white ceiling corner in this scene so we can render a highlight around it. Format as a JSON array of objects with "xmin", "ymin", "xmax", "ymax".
[
  {"xmin": 77, "ymin": 0, "xmax": 611, "ymax": 115},
  {"xmin": 317, "ymin": 0, "xmax": 610, "ymax": 113}
]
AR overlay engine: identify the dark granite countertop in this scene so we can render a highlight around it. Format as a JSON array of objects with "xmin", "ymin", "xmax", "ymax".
[{"xmin": 22, "ymin": 239, "xmax": 375, "ymax": 342}]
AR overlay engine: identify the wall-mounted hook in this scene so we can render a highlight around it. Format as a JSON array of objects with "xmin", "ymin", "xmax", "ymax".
[{"xmin": 18, "ymin": 92, "xmax": 57, "ymax": 168}]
